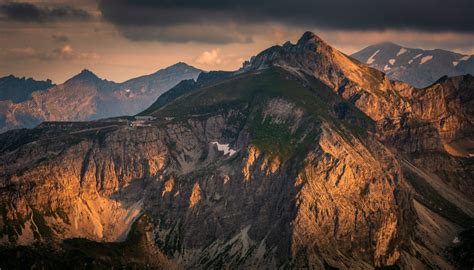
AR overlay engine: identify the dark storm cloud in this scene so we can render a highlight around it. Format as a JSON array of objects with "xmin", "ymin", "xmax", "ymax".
[
  {"xmin": 98, "ymin": 0, "xmax": 474, "ymax": 43},
  {"xmin": 121, "ymin": 26, "xmax": 253, "ymax": 43},
  {"xmin": 0, "ymin": 2, "xmax": 92, "ymax": 23}
]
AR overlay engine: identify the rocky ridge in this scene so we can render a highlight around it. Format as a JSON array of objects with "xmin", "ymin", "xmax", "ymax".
[
  {"xmin": 0, "ymin": 63, "xmax": 202, "ymax": 133},
  {"xmin": 0, "ymin": 75, "xmax": 53, "ymax": 103},
  {"xmin": 352, "ymin": 42, "xmax": 474, "ymax": 88}
]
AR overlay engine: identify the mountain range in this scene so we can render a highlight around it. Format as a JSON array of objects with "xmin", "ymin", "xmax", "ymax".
[
  {"xmin": 0, "ymin": 75, "xmax": 54, "ymax": 103},
  {"xmin": 352, "ymin": 42, "xmax": 474, "ymax": 87},
  {"xmin": 2, "ymin": 44, "xmax": 471, "ymax": 134},
  {"xmin": 0, "ymin": 63, "xmax": 202, "ymax": 133},
  {"xmin": 0, "ymin": 32, "xmax": 472, "ymax": 269}
]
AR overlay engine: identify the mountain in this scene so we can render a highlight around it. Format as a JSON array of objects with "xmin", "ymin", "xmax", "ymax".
[
  {"xmin": 121, "ymin": 62, "xmax": 202, "ymax": 94},
  {"xmin": 0, "ymin": 75, "xmax": 54, "ymax": 103},
  {"xmin": 140, "ymin": 70, "xmax": 234, "ymax": 115},
  {"xmin": 351, "ymin": 42, "xmax": 474, "ymax": 87},
  {"xmin": 0, "ymin": 63, "xmax": 201, "ymax": 133},
  {"xmin": 0, "ymin": 32, "xmax": 472, "ymax": 269}
]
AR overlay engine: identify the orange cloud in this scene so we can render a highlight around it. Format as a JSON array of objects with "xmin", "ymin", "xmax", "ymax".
[{"xmin": 195, "ymin": 49, "xmax": 222, "ymax": 66}]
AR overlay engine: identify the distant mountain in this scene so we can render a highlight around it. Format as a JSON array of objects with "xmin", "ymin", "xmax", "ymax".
[
  {"xmin": 140, "ymin": 70, "xmax": 233, "ymax": 115},
  {"xmin": 0, "ymin": 75, "xmax": 54, "ymax": 103},
  {"xmin": 0, "ymin": 63, "xmax": 201, "ymax": 132},
  {"xmin": 121, "ymin": 62, "xmax": 202, "ymax": 94},
  {"xmin": 351, "ymin": 42, "xmax": 474, "ymax": 87}
]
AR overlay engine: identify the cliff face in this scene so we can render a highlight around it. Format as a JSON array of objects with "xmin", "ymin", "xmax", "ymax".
[
  {"xmin": 0, "ymin": 95, "xmax": 410, "ymax": 268},
  {"xmin": 0, "ymin": 32, "xmax": 472, "ymax": 269},
  {"xmin": 0, "ymin": 124, "xmax": 166, "ymax": 243}
]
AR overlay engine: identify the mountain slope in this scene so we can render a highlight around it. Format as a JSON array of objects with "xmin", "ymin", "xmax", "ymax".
[
  {"xmin": 0, "ymin": 67, "xmax": 407, "ymax": 268},
  {"xmin": 140, "ymin": 70, "xmax": 234, "ymax": 115},
  {"xmin": 352, "ymin": 42, "xmax": 474, "ymax": 87},
  {"xmin": 0, "ymin": 75, "xmax": 53, "ymax": 103},
  {"xmin": 0, "ymin": 63, "xmax": 201, "ymax": 133},
  {"xmin": 0, "ymin": 32, "xmax": 472, "ymax": 269},
  {"xmin": 121, "ymin": 62, "xmax": 201, "ymax": 95}
]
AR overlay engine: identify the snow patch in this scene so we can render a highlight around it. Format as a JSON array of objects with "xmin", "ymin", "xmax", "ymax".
[
  {"xmin": 408, "ymin": 59, "xmax": 414, "ymax": 64},
  {"xmin": 212, "ymin": 141, "xmax": 236, "ymax": 156},
  {"xmin": 420, "ymin": 55, "xmax": 433, "ymax": 65},
  {"xmin": 452, "ymin": 61, "xmax": 459, "ymax": 67},
  {"xmin": 367, "ymin": 49, "xmax": 380, "ymax": 64},
  {"xmin": 459, "ymin": 55, "xmax": 471, "ymax": 61},
  {"xmin": 452, "ymin": 236, "xmax": 460, "ymax": 244},
  {"xmin": 383, "ymin": 65, "xmax": 391, "ymax": 71},
  {"xmin": 396, "ymin": 48, "xmax": 408, "ymax": 56},
  {"xmin": 413, "ymin": 53, "xmax": 423, "ymax": 59},
  {"xmin": 388, "ymin": 59, "xmax": 396, "ymax": 65}
]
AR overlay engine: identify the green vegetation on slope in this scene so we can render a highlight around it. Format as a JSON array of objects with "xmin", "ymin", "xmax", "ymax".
[{"xmin": 148, "ymin": 67, "xmax": 374, "ymax": 160}]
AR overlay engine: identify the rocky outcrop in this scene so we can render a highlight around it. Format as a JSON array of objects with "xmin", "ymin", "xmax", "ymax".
[
  {"xmin": 291, "ymin": 124, "xmax": 410, "ymax": 268},
  {"xmin": 0, "ymin": 124, "xmax": 169, "ymax": 244}
]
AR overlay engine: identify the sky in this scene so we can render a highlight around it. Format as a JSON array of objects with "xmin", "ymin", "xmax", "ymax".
[{"xmin": 1, "ymin": 0, "xmax": 473, "ymax": 83}]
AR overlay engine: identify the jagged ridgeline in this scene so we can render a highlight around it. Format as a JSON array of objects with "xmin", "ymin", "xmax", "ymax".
[
  {"xmin": 352, "ymin": 42, "xmax": 474, "ymax": 88},
  {"xmin": 0, "ymin": 63, "xmax": 202, "ymax": 133},
  {"xmin": 0, "ymin": 32, "xmax": 473, "ymax": 269}
]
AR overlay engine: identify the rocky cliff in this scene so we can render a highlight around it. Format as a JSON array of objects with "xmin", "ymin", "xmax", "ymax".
[{"xmin": 0, "ymin": 32, "xmax": 472, "ymax": 269}]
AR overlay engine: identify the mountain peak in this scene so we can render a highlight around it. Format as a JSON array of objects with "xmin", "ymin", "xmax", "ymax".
[
  {"xmin": 295, "ymin": 31, "xmax": 333, "ymax": 55},
  {"xmin": 172, "ymin": 62, "xmax": 191, "ymax": 67},
  {"xmin": 243, "ymin": 31, "xmax": 384, "ymax": 92},
  {"xmin": 67, "ymin": 69, "xmax": 100, "ymax": 83},
  {"xmin": 243, "ymin": 31, "xmax": 333, "ymax": 71},
  {"xmin": 297, "ymin": 31, "xmax": 326, "ymax": 45},
  {"xmin": 375, "ymin": 41, "xmax": 401, "ymax": 47},
  {"xmin": 79, "ymin": 69, "xmax": 97, "ymax": 77},
  {"xmin": 153, "ymin": 62, "xmax": 202, "ymax": 75}
]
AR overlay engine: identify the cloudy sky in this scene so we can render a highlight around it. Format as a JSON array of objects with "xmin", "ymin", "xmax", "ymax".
[{"xmin": 1, "ymin": 0, "xmax": 473, "ymax": 83}]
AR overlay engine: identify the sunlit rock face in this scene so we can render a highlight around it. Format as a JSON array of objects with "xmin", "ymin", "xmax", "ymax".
[{"xmin": 0, "ymin": 32, "xmax": 472, "ymax": 269}]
